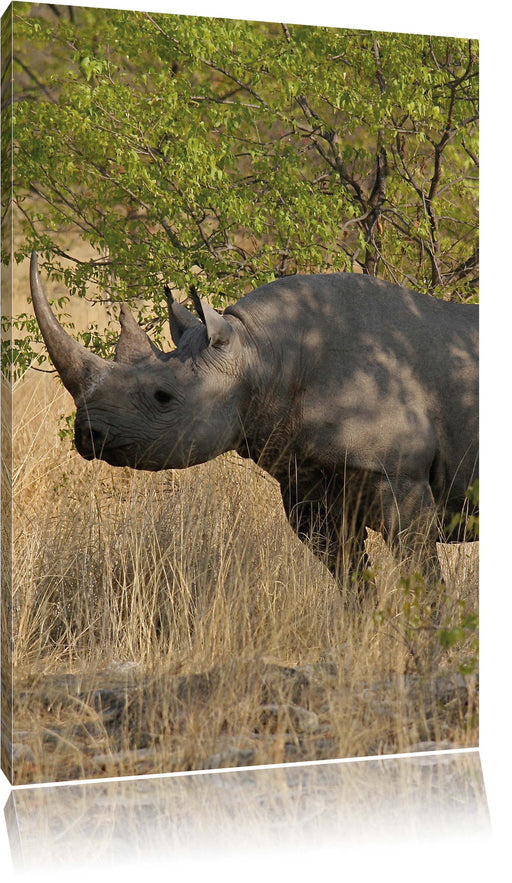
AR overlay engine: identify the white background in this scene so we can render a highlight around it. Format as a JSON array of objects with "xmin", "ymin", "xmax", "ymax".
[{"xmin": 1, "ymin": 1, "xmax": 509, "ymax": 880}]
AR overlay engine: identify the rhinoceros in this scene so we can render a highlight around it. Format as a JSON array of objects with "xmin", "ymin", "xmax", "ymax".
[{"xmin": 30, "ymin": 252, "xmax": 478, "ymax": 581}]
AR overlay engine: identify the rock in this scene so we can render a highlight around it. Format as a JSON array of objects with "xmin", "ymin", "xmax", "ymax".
[
  {"xmin": 202, "ymin": 747, "xmax": 256, "ymax": 770},
  {"xmin": 433, "ymin": 673, "xmax": 476, "ymax": 704},
  {"xmin": 257, "ymin": 704, "xmax": 320, "ymax": 734},
  {"xmin": 91, "ymin": 748, "xmax": 155, "ymax": 767},
  {"xmin": 405, "ymin": 740, "xmax": 456, "ymax": 761},
  {"xmin": 101, "ymin": 661, "xmax": 142, "ymax": 675}
]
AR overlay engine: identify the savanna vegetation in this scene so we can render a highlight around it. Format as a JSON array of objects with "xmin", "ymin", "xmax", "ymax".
[
  {"xmin": 2, "ymin": 5, "xmax": 478, "ymax": 784},
  {"xmin": 3, "ymin": 3, "xmax": 478, "ymax": 374}
]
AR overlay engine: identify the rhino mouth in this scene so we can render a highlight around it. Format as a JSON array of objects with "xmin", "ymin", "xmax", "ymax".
[
  {"xmin": 74, "ymin": 421, "xmax": 131, "ymax": 466},
  {"xmin": 74, "ymin": 411, "xmax": 197, "ymax": 470},
  {"xmin": 76, "ymin": 439, "xmax": 143, "ymax": 469},
  {"xmin": 74, "ymin": 427, "xmax": 177, "ymax": 471},
  {"xmin": 95, "ymin": 448, "xmax": 181, "ymax": 472}
]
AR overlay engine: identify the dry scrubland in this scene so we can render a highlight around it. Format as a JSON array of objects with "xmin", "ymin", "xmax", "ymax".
[{"xmin": 7, "ymin": 259, "xmax": 479, "ymax": 784}]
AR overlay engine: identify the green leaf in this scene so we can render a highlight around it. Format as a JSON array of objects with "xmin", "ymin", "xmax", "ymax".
[{"xmin": 9, "ymin": 6, "xmax": 478, "ymax": 363}]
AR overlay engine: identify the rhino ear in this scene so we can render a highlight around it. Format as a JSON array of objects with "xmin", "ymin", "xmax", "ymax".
[
  {"xmin": 201, "ymin": 300, "xmax": 233, "ymax": 347},
  {"xmin": 165, "ymin": 285, "xmax": 201, "ymax": 345},
  {"xmin": 115, "ymin": 304, "xmax": 163, "ymax": 364},
  {"xmin": 188, "ymin": 284, "xmax": 205, "ymax": 324}
]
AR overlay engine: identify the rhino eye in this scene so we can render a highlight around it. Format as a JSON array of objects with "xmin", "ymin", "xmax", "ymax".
[{"xmin": 154, "ymin": 389, "xmax": 173, "ymax": 405}]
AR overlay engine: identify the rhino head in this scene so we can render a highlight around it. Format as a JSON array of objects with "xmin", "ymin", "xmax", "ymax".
[{"xmin": 30, "ymin": 252, "xmax": 249, "ymax": 471}]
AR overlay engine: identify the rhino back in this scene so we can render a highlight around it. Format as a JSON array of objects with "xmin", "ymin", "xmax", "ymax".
[
  {"xmin": 227, "ymin": 274, "xmax": 478, "ymax": 503},
  {"xmin": 226, "ymin": 273, "xmax": 477, "ymax": 350}
]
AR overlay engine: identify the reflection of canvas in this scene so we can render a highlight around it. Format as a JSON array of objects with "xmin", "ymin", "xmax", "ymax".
[
  {"xmin": 2, "ymin": 3, "xmax": 479, "ymax": 786},
  {"xmin": 5, "ymin": 752, "xmax": 490, "ymax": 871}
]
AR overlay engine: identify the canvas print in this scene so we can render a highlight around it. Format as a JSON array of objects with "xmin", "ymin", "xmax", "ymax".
[{"xmin": 1, "ymin": 3, "xmax": 479, "ymax": 785}]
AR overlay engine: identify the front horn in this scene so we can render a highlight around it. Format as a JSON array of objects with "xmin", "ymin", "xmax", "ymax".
[{"xmin": 30, "ymin": 252, "xmax": 110, "ymax": 401}]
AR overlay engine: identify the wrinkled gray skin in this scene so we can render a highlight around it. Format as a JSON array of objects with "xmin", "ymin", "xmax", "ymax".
[{"xmin": 30, "ymin": 252, "xmax": 478, "ymax": 580}]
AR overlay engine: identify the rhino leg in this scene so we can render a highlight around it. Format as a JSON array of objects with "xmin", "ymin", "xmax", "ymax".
[
  {"xmin": 279, "ymin": 467, "xmax": 442, "ymax": 589},
  {"xmin": 377, "ymin": 475, "xmax": 442, "ymax": 584},
  {"xmin": 278, "ymin": 466, "xmax": 374, "ymax": 585}
]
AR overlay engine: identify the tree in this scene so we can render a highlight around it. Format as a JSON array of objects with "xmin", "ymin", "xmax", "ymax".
[{"xmin": 2, "ymin": 5, "xmax": 478, "ymax": 377}]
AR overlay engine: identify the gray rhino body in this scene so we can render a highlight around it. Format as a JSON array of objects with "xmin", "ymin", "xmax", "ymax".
[{"xmin": 31, "ymin": 254, "xmax": 478, "ymax": 578}]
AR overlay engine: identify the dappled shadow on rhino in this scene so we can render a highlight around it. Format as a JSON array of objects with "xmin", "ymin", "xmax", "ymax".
[{"xmin": 30, "ymin": 253, "xmax": 478, "ymax": 587}]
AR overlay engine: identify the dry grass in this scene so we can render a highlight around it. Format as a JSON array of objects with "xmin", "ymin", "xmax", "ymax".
[{"xmin": 7, "ymin": 367, "xmax": 479, "ymax": 785}]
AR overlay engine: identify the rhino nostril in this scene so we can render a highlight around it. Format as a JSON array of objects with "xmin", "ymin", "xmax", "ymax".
[
  {"xmin": 75, "ymin": 422, "xmax": 107, "ymax": 458},
  {"xmin": 88, "ymin": 427, "xmax": 106, "ymax": 453}
]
